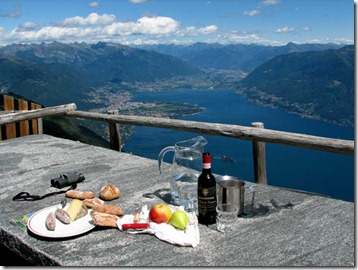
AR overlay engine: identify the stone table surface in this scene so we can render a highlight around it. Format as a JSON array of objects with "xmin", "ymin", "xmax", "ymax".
[{"xmin": 0, "ymin": 135, "xmax": 354, "ymax": 266}]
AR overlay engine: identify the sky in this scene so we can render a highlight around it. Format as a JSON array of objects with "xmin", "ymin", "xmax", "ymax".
[{"xmin": 0, "ymin": 0, "xmax": 354, "ymax": 47}]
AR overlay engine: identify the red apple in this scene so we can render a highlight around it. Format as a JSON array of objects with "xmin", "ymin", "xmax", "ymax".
[{"xmin": 149, "ymin": 203, "xmax": 172, "ymax": 224}]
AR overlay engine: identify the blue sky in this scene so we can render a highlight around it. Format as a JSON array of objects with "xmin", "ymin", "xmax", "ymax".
[{"xmin": 0, "ymin": 0, "xmax": 354, "ymax": 46}]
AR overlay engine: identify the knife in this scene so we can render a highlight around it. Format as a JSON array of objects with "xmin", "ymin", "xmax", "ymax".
[{"xmin": 121, "ymin": 223, "xmax": 149, "ymax": 230}]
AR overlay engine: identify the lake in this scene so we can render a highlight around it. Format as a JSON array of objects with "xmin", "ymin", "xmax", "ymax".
[{"xmin": 124, "ymin": 88, "xmax": 354, "ymax": 202}]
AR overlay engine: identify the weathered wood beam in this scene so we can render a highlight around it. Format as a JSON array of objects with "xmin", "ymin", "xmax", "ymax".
[
  {"xmin": 252, "ymin": 122, "xmax": 267, "ymax": 184},
  {"xmin": 108, "ymin": 110, "xmax": 121, "ymax": 152},
  {"xmin": 66, "ymin": 111, "xmax": 354, "ymax": 155},
  {"xmin": 0, "ymin": 103, "xmax": 77, "ymax": 126}
]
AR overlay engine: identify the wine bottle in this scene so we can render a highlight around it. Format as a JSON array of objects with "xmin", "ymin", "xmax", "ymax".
[{"xmin": 197, "ymin": 152, "xmax": 217, "ymax": 225}]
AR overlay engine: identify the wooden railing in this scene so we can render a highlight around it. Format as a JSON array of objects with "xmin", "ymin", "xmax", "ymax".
[
  {"xmin": 0, "ymin": 94, "xmax": 44, "ymax": 140},
  {"xmin": 0, "ymin": 103, "xmax": 354, "ymax": 185}
]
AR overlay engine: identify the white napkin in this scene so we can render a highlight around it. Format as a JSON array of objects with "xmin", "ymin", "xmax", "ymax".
[{"xmin": 117, "ymin": 205, "xmax": 200, "ymax": 247}]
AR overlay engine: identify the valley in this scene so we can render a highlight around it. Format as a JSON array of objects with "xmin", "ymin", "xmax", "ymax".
[
  {"xmin": 78, "ymin": 86, "xmax": 204, "ymax": 142},
  {"xmin": 0, "ymin": 41, "xmax": 354, "ymax": 142}
]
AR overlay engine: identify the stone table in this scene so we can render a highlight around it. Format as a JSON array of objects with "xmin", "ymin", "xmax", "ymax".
[{"xmin": 0, "ymin": 135, "xmax": 354, "ymax": 266}]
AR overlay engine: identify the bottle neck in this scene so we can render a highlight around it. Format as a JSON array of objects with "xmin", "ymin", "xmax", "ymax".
[
  {"xmin": 202, "ymin": 152, "xmax": 211, "ymax": 172},
  {"xmin": 202, "ymin": 162, "xmax": 211, "ymax": 170}
]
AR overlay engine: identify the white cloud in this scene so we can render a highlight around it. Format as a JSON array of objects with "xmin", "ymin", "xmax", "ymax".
[
  {"xmin": 244, "ymin": 0, "xmax": 279, "ymax": 17},
  {"xmin": 129, "ymin": 0, "xmax": 147, "ymax": 3},
  {"xmin": 197, "ymin": 25, "xmax": 218, "ymax": 35},
  {"xmin": 332, "ymin": 37, "xmax": 354, "ymax": 44},
  {"xmin": 261, "ymin": 0, "xmax": 280, "ymax": 6},
  {"xmin": 275, "ymin": 26, "xmax": 295, "ymax": 33},
  {"xmin": 104, "ymin": 16, "xmax": 180, "ymax": 36},
  {"xmin": 179, "ymin": 25, "xmax": 218, "ymax": 36},
  {"xmin": 89, "ymin": 2, "xmax": 99, "ymax": 7},
  {"xmin": 17, "ymin": 21, "xmax": 38, "ymax": 31},
  {"xmin": 60, "ymin": 13, "xmax": 116, "ymax": 26},
  {"xmin": 7, "ymin": 26, "xmax": 100, "ymax": 43},
  {"xmin": 302, "ymin": 26, "xmax": 311, "ymax": 32},
  {"xmin": 243, "ymin": 9, "xmax": 260, "ymax": 16},
  {"xmin": 136, "ymin": 16, "xmax": 179, "ymax": 34},
  {"xmin": 216, "ymin": 31, "xmax": 284, "ymax": 45},
  {"xmin": 0, "ymin": 10, "xmax": 22, "ymax": 18}
]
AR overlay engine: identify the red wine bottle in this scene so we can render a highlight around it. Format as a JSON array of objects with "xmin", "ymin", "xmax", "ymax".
[{"xmin": 197, "ymin": 152, "xmax": 217, "ymax": 225}]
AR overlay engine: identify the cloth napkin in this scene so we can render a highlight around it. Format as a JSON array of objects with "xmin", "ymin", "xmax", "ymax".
[{"xmin": 117, "ymin": 205, "xmax": 200, "ymax": 247}]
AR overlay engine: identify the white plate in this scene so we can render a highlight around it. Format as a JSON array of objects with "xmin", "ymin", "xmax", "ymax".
[{"xmin": 27, "ymin": 203, "xmax": 95, "ymax": 238}]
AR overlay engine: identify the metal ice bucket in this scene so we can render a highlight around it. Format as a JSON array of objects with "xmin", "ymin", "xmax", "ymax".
[{"xmin": 216, "ymin": 175, "xmax": 248, "ymax": 216}]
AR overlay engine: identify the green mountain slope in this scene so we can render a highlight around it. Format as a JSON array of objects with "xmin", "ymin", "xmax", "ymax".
[
  {"xmin": 83, "ymin": 46, "xmax": 201, "ymax": 83},
  {"xmin": 237, "ymin": 45, "xmax": 354, "ymax": 126},
  {"xmin": 0, "ymin": 55, "xmax": 101, "ymax": 109},
  {"xmin": 43, "ymin": 115, "xmax": 109, "ymax": 148}
]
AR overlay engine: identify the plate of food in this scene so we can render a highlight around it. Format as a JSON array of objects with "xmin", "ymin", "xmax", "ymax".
[{"xmin": 27, "ymin": 199, "xmax": 95, "ymax": 238}]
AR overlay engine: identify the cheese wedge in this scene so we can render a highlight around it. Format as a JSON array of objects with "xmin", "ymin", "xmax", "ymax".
[{"xmin": 66, "ymin": 199, "xmax": 83, "ymax": 222}]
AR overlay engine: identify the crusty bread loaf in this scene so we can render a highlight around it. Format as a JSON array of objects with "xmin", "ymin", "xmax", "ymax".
[
  {"xmin": 83, "ymin": 198, "xmax": 104, "ymax": 208},
  {"xmin": 91, "ymin": 204, "xmax": 123, "ymax": 216},
  {"xmin": 65, "ymin": 190, "xmax": 95, "ymax": 200},
  {"xmin": 90, "ymin": 211, "xmax": 118, "ymax": 227},
  {"xmin": 100, "ymin": 184, "xmax": 120, "ymax": 201}
]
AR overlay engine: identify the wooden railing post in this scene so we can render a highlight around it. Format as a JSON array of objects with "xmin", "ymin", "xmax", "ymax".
[
  {"xmin": 18, "ymin": 99, "xmax": 29, "ymax": 137},
  {"xmin": 251, "ymin": 122, "xmax": 267, "ymax": 185},
  {"xmin": 3, "ymin": 95, "xmax": 16, "ymax": 139},
  {"xmin": 108, "ymin": 110, "xmax": 121, "ymax": 152},
  {"xmin": 31, "ymin": 103, "xmax": 43, "ymax": 134}
]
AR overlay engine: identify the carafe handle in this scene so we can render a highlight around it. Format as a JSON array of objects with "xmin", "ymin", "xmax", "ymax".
[{"xmin": 158, "ymin": 146, "xmax": 175, "ymax": 174}]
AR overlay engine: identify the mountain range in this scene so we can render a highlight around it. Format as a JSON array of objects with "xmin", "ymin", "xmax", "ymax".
[
  {"xmin": 0, "ymin": 41, "xmax": 201, "ymax": 83},
  {"xmin": 0, "ymin": 41, "xmax": 353, "ymax": 127},
  {"xmin": 137, "ymin": 42, "xmax": 342, "ymax": 72}
]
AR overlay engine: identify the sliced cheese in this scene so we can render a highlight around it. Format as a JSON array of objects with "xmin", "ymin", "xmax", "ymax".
[{"xmin": 66, "ymin": 199, "xmax": 83, "ymax": 221}]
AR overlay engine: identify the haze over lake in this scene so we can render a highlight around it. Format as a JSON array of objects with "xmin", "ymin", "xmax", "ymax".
[{"xmin": 124, "ymin": 88, "xmax": 354, "ymax": 202}]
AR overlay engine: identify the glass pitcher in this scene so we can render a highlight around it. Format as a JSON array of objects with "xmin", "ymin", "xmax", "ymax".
[{"xmin": 158, "ymin": 136, "xmax": 208, "ymax": 204}]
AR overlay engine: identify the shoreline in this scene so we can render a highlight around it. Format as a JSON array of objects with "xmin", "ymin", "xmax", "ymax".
[{"xmin": 235, "ymin": 89, "xmax": 354, "ymax": 129}]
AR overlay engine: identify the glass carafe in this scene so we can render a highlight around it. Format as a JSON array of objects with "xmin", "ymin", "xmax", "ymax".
[{"xmin": 158, "ymin": 136, "xmax": 208, "ymax": 204}]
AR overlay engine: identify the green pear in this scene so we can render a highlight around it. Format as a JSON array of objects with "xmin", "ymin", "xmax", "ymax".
[{"xmin": 169, "ymin": 210, "xmax": 189, "ymax": 230}]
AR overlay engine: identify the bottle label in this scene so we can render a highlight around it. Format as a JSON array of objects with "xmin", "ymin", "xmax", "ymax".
[
  {"xmin": 198, "ymin": 186, "xmax": 217, "ymax": 212},
  {"xmin": 202, "ymin": 162, "xmax": 211, "ymax": 169}
]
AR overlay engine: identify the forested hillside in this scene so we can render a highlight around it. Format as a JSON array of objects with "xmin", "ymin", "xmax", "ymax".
[{"xmin": 237, "ymin": 45, "xmax": 354, "ymax": 126}]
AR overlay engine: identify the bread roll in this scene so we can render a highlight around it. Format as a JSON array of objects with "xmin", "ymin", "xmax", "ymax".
[
  {"xmin": 100, "ymin": 184, "xmax": 120, "ymax": 201},
  {"xmin": 90, "ymin": 211, "xmax": 118, "ymax": 227},
  {"xmin": 65, "ymin": 190, "xmax": 95, "ymax": 200},
  {"xmin": 83, "ymin": 198, "xmax": 104, "ymax": 208},
  {"xmin": 92, "ymin": 204, "xmax": 123, "ymax": 216}
]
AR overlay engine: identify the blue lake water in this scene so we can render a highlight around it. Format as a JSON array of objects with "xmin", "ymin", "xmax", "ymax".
[{"xmin": 124, "ymin": 88, "xmax": 354, "ymax": 202}]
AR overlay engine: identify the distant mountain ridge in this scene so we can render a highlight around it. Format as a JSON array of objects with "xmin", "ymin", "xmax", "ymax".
[
  {"xmin": 237, "ymin": 45, "xmax": 354, "ymax": 126},
  {"xmin": 137, "ymin": 42, "xmax": 343, "ymax": 72},
  {"xmin": 0, "ymin": 41, "xmax": 201, "ymax": 83}
]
